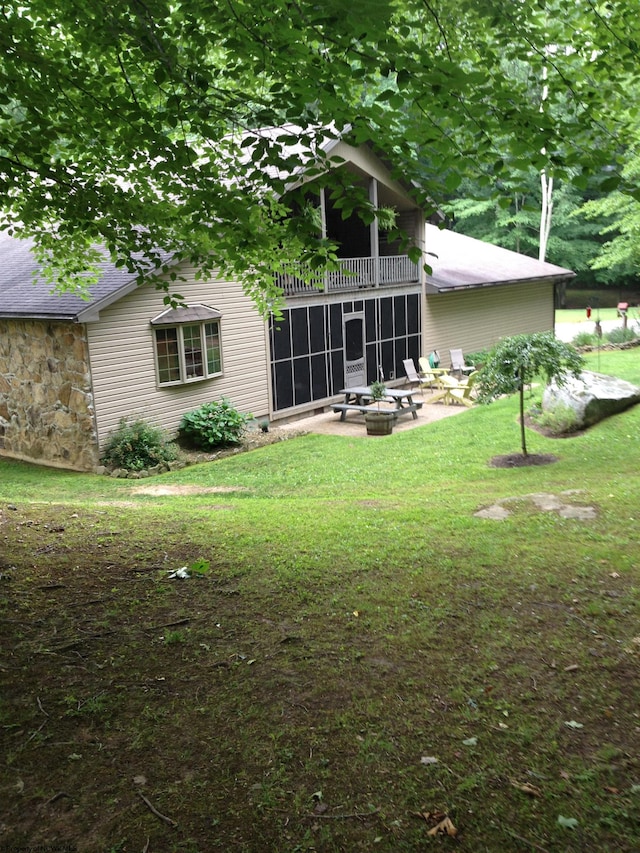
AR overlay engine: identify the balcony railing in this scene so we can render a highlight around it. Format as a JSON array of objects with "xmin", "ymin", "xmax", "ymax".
[{"xmin": 276, "ymin": 255, "xmax": 419, "ymax": 296}]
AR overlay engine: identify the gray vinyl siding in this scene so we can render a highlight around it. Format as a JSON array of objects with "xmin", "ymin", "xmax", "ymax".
[
  {"xmin": 423, "ymin": 280, "xmax": 555, "ymax": 369},
  {"xmin": 85, "ymin": 267, "xmax": 269, "ymax": 449}
]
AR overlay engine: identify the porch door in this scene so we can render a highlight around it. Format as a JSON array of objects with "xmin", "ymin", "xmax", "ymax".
[{"xmin": 343, "ymin": 313, "xmax": 366, "ymax": 388}]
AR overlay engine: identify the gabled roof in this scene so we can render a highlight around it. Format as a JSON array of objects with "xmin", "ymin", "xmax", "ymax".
[
  {"xmin": 0, "ymin": 232, "xmax": 142, "ymax": 322},
  {"xmin": 151, "ymin": 304, "xmax": 222, "ymax": 325},
  {"xmin": 236, "ymin": 123, "xmax": 344, "ymax": 184},
  {"xmin": 425, "ymin": 224, "xmax": 574, "ymax": 293}
]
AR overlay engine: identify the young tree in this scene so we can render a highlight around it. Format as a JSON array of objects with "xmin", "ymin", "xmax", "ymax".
[{"xmin": 475, "ymin": 333, "xmax": 583, "ymax": 457}]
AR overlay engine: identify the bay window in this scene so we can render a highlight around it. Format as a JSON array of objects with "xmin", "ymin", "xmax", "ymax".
[{"xmin": 151, "ymin": 305, "xmax": 222, "ymax": 386}]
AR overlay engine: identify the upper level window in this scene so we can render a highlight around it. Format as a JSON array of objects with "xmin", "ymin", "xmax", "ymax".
[{"xmin": 151, "ymin": 305, "xmax": 222, "ymax": 386}]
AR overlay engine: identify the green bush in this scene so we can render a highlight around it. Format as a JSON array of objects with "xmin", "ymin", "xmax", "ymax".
[
  {"xmin": 179, "ymin": 398, "xmax": 252, "ymax": 450},
  {"xmin": 531, "ymin": 402, "xmax": 580, "ymax": 435},
  {"xmin": 605, "ymin": 326, "xmax": 638, "ymax": 344},
  {"xmin": 465, "ymin": 349, "xmax": 490, "ymax": 368},
  {"xmin": 101, "ymin": 418, "xmax": 179, "ymax": 471},
  {"xmin": 572, "ymin": 330, "xmax": 599, "ymax": 346}
]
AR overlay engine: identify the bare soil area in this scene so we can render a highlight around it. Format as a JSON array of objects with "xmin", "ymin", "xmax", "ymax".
[{"xmin": 1, "ymin": 503, "xmax": 638, "ymax": 851}]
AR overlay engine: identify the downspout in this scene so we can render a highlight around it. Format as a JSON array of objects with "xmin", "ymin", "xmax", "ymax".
[{"xmin": 264, "ymin": 316, "xmax": 275, "ymax": 421}]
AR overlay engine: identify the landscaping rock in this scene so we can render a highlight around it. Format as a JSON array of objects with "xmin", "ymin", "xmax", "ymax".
[{"xmin": 542, "ymin": 370, "xmax": 640, "ymax": 429}]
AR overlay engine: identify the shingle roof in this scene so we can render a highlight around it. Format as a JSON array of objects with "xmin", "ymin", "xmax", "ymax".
[
  {"xmin": 425, "ymin": 224, "xmax": 574, "ymax": 292},
  {"xmin": 0, "ymin": 217, "xmax": 575, "ymax": 322},
  {"xmin": 0, "ymin": 232, "xmax": 140, "ymax": 321}
]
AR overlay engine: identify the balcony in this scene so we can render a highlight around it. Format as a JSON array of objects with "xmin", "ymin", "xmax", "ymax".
[{"xmin": 276, "ymin": 255, "xmax": 419, "ymax": 297}]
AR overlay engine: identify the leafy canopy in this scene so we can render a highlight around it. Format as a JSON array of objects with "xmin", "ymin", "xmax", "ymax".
[{"xmin": 1, "ymin": 0, "xmax": 638, "ymax": 304}]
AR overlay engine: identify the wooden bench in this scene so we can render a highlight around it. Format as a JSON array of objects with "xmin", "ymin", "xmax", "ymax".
[
  {"xmin": 331, "ymin": 401, "xmax": 423, "ymax": 421},
  {"xmin": 331, "ymin": 403, "xmax": 378, "ymax": 420}
]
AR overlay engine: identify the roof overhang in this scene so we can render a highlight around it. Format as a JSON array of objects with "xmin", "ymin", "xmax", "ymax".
[
  {"xmin": 150, "ymin": 304, "xmax": 222, "ymax": 325},
  {"xmin": 426, "ymin": 274, "xmax": 574, "ymax": 295}
]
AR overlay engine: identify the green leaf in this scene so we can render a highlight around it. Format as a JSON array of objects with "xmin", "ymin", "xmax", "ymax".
[
  {"xmin": 557, "ymin": 815, "xmax": 579, "ymax": 830},
  {"xmin": 190, "ymin": 558, "xmax": 211, "ymax": 576}
]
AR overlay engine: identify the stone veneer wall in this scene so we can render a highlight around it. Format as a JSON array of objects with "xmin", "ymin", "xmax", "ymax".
[{"xmin": 0, "ymin": 319, "xmax": 99, "ymax": 470}]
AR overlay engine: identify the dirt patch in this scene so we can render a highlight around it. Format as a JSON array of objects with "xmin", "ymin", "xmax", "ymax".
[
  {"xmin": 132, "ymin": 484, "xmax": 247, "ymax": 495},
  {"xmin": 489, "ymin": 452, "xmax": 559, "ymax": 468},
  {"xmin": 475, "ymin": 490, "xmax": 598, "ymax": 521}
]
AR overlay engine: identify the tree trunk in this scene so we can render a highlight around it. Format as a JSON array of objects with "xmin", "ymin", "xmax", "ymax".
[
  {"xmin": 538, "ymin": 58, "xmax": 553, "ymax": 262},
  {"xmin": 519, "ymin": 381, "xmax": 528, "ymax": 456},
  {"xmin": 539, "ymin": 169, "xmax": 553, "ymax": 261}
]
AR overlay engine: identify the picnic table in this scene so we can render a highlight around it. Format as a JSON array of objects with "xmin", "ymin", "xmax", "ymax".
[{"xmin": 332, "ymin": 386, "xmax": 423, "ymax": 421}]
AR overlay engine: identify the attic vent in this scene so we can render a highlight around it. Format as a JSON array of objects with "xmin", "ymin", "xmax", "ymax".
[{"xmin": 150, "ymin": 304, "xmax": 222, "ymax": 325}]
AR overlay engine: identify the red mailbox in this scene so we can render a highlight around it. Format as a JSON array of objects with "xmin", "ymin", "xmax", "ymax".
[{"xmin": 617, "ymin": 302, "xmax": 629, "ymax": 315}]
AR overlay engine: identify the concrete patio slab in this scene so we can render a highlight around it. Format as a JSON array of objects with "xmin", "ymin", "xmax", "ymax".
[{"xmin": 277, "ymin": 391, "xmax": 468, "ymax": 438}]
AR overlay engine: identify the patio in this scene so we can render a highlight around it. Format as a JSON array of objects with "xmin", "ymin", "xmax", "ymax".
[{"xmin": 278, "ymin": 390, "xmax": 467, "ymax": 438}]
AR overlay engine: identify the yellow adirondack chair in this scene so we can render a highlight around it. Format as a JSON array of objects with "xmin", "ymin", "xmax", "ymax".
[{"xmin": 433, "ymin": 372, "xmax": 479, "ymax": 407}]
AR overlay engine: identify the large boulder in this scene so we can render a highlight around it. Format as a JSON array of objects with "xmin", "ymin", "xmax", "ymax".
[{"xmin": 542, "ymin": 370, "xmax": 640, "ymax": 429}]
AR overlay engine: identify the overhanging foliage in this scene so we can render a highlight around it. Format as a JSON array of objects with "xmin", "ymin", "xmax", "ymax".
[{"xmin": 1, "ymin": 0, "xmax": 638, "ymax": 304}]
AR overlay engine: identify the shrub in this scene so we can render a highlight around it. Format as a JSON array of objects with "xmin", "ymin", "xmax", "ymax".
[
  {"xmin": 101, "ymin": 418, "xmax": 178, "ymax": 471},
  {"xmin": 179, "ymin": 398, "xmax": 252, "ymax": 450},
  {"xmin": 605, "ymin": 326, "xmax": 638, "ymax": 344},
  {"xmin": 531, "ymin": 402, "xmax": 580, "ymax": 435},
  {"xmin": 572, "ymin": 331, "xmax": 599, "ymax": 347},
  {"xmin": 465, "ymin": 349, "xmax": 490, "ymax": 368}
]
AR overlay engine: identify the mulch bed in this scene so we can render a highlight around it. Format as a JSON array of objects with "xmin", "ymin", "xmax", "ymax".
[{"xmin": 490, "ymin": 452, "xmax": 559, "ymax": 468}]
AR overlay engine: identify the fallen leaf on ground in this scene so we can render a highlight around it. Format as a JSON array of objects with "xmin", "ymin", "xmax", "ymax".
[
  {"xmin": 414, "ymin": 810, "xmax": 458, "ymax": 837},
  {"xmin": 558, "ymin": 815, "xmax": 579, "ymax": 829},
  {"xmin": 564, "ymin": 720, "xmax": 584, "ymax": 729},
  {"xmin": 510, "ymin": 779, "xmax": 541, "ymax": 797},
  {"xmin": 420, "ymin": 755, "xmax": 439, "ymax": 765},
  {"xmin": 428, "ymin": 816, "xmax": 458, "ymax": 837}
]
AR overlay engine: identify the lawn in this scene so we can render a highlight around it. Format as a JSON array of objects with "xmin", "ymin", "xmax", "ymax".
[
  {"xmin": 1, "ymin": 350, "xmax": 639, "ymax": 852},
  {"xmin": 556, "ymin": 307, "xmax": 621, "ymax": 324}
]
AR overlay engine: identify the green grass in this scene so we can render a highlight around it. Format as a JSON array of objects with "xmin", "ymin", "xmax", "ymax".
[{"xmin": 0, "ymin": 349, "xmax": 639, "ymax": 851}]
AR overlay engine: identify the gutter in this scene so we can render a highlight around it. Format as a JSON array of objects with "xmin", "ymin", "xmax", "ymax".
[{"xmin": 426, "ymin": 272, "xmax": 575, "ymax": 294}]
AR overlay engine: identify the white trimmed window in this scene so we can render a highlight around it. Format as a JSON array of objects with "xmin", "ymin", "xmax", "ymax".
[{"xmin": 151, "ymin": 305, "xmax": 222, "ymax": 386}]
